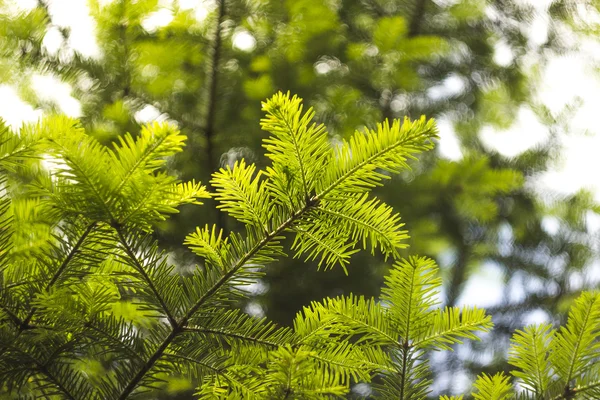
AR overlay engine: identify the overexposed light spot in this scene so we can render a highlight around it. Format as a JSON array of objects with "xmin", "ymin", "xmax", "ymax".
[
  {"xmin": 522, "ymin": 309, "xmax": 550, "ymax": 326},
  {"xmin": 0, "ymin": 85, "xmax": 42, "ymax": 129},
  {"xmin": 573, "ymin": 2, "xmax": 600, "ymax": 26},
  {"xmin": 538, "ymin": 55, "xmax": 598, "ymax": 116},
  {"xmin": 315, "ymin": 62, "xmax": 332, "ymax": 75},
  {"xmin": 456, "ymin": 262, "xmax": 504, "ymax": 308},
  {"xmin": 76, "ymin": 75, "xmax": 94, "ymax": 91},
  {"xmin": 142, "ymin": 8, "xmax": 174, "ymax": 33},
  {"xmin": 541, "ymin": 216, "xmax": 560, "ymax": 236},
  {"xmin": 179, "ymin": 0, "xmax": 215, "ymax": 23},
  {"xmin": 240, "ymin": 281, "xmax": 268, "ymax": 295},
  {"xmin": 436, "ymin": 117, "xmax": 463, "ymax": 161},
  {"xmin": 40, "ymin": 154, "xmax": 68, "ymax": 175},
  {"xmin": 493, "ymin": 41, "xmax": 514, "ymax": 67},
  {"xmin": 569, "ymin": 271, "xmax": 584, "ymax": 291},
  {"xmin": 45, "ymin": 0, "xmax": 101, "ymax": 59},
  {"xmin": 519, "ymin": 0, "xmax": 554, "ymax": 12},
  {"xmin": 508, "ymin": 273, "xmax": 526, "ymax": 303},
  {"xmin": 584, "ymin": 261, "xmax": 600, "ymax": 285},
  {"xmin": 427, "ymin": 74, "xmax": 466, "ymax": 100},
  {"xmin": 450, "ymin": 370, "xmax": 471, "ymax": 394},
  {"xmin": 42, "ymin": 27, "xmax": 64, "ymax": 56},
  {"xmin": 178, "ymin": 0, "xmax": 197, "ymax": 7},
  {"xmin": 586, "ymin": 211, "xmax": 600, "ymax": 233},
  {"xmin": 31, "ymin": 74, "xmax": 81, "ymax": 117},
  {"xmin": 480, "ymin": 107, "xmax": 548, "ymax": 158},
  {"xmin": 524, "ymin": 12, "xmax": 549, "ymax": 48},
  {"xmin": 2, "ymin": 0, "xmax": 37, "ymax": 15},
  {"xmin": 525, "ymin": 276, "xmax": 546, "ymax": 295},
  {"xmin": 365, "ymin": 45, "xmax": 379, "ymax": 57},
  {"xmin": 536, "ymin": 132, "xmax": 600, "ymax": 202},
  {"xmin": 244, "ymin": 302, "xmax": 264, "ymax": 318},
  {"xmin": 134, "ymin": 105, "xmax": 165, "ymax": 124},
  {"xmin": 547, "ymin": 255, "xmax": 567, "ymax": 277},
  {"xmin": 232, "ymin": 30, "xmax": 256, "ymax": 52},
  {"xmin": 432, "ymin": 0, "xmax": 460, "ymax": 7},
  {"xmin": 475, "ymin": 348, "xmax": 495, "ymax": 365},
  {"xmin": 314, "ymin": 57, "xmax": 343, "ymax": 76},
  {"xmin": 498, "ymin": 222, "xmax": 514, "ymax": 256},
  {"xmin": 532, "ymin": 52, "xmax": 600, "ymax": 204},
  {"xmin": 429, "ymin": 370, "xmax": 451, "ymax": 395}
]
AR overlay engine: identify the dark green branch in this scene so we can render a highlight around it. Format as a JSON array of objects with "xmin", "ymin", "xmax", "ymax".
[
  {"xmin": 85, "ymin": 321, "xmax": 145, "ymax": 363},
  {"xmin": 408, "ymin": 0, "xmax": 428, "ymax": 37},
  {"xmin": 183, "ymin": 326, "xmax": 282, "ymax": 348},
  {"xmin": 115, "ymin": 227, "xmax": 177, "ymax": 328},
  {"xmin": 0, "ymin": 222, "xmax": 97, "ymax": 359},
  {"xmin": 35, "ymin": 365, "xmax": 77, "ymax": 400},
  {"xmin": 399, "ymin": 266, "xmax": 417, "ymax": 400},
  {"xmin": 204, "ymin": 0, "xmax": 227, "ymax": 231},
  {"xmin": 445, "ymin": 242, "xmax": 469, "ymax": 308},
  {"xmin": 204, "ymin": 0, "xmax": 226, "ymax": 172},
  {"xmin": 0, "ymin": 303, "xmax": 23, "ymax": 328}
]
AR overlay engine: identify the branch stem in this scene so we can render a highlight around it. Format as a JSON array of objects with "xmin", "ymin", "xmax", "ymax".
[
  {"xmin": 115, "ymin": 227, "xmax": 177, "ymax": 328},
  {"xmin": 117, "ymin": 203, "xmax": 311, "ymax": 399}
]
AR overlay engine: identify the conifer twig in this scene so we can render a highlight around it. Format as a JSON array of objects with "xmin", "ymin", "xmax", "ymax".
[
  {"xmin": 117, "ymin": 202, "xmax": 313, "ymax": 399},
  {"xmin": 114, "ymin": 227, "xmax": 178, "ymax": 328},
  {"xmin": 0, "ymin": 222, "xmax": 97, "ymax": 358}
]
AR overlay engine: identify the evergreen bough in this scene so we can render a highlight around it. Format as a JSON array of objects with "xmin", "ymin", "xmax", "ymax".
[{"xmin": 0, "ymin": 92, "xmax": 598, "ymax": 399}]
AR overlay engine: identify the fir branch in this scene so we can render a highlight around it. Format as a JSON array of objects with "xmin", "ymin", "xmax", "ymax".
[
  {"xmin": 114, "ymin": 226, "xmax": 177, "ymax": 328},
  {"xmin": 35, "ymin": 364, "xmax": 77, "ymax": 400},
  {"xmin": 0, "ymin": 303, "xmax": 23, "ymax": 328},
  {"xmin": 183, "ymin": 327, "xmax": 282, "ymax": 348},
  {"xmin": 2, "ymin": 344, "xmax": 78, "ymax": 400},
  {"xmin": 49, "ymin": 137, "xmax": 116, "ymax": 221},
  {"xmin": 84, "ymin": 320, "xmax": 145, "ymax": 364},
  {"xmin": 316, "ymin": 118, "xmax": 436, "ymax": 201},
  {"xmin": 275, "ymin": 108, "xmax": 311, "ymax": 198},
  {"xmin": 162, "ymin": 352, "xmax": 223, "ymax": 374},
  {"xmin": 0, "ymin": 222, "xmax": 97, "ymax": 358},
  {"xmin": 109, "ymin": 131, "xmax": 171, "ymax": 199},
  {"xmin": 399, "ymin": 340, "xmax": 411, "ymax": 400},
  {"xmin": 550, "ymin": 380, "xmax": 600, "ymax": 400},
  {"xmin": 117, "ymin": 202, "xmax": 313, "ymax": 399},
  {"xmin": 42, "ymin": 222, "xmax": 98, "ymax": 293},
  {"xmin": 397, "ymin": 262, "xmax": 417, "ymax": 400}
]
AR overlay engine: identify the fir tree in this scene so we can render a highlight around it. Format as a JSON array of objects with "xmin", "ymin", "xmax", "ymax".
[
  {"xmin": 2, "ymin": 93, "xmax": 600, "ymax": 399},
  {"xmin": 1, "ymin": 8, "xmax": 597, "ymax": 392}
]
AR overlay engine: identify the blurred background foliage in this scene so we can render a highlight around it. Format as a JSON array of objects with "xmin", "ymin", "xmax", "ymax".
[{"xmin": 1, "ymin": 0, "xmax": 600, "ymax": 397}]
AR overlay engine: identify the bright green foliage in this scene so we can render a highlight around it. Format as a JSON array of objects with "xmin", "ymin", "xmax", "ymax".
[
  {"xmin": 506, "ymin": 291, "xmax": 600, "ymax": 400},
  {"xmin": 509, "ymin": 324, "xmax": 554, "ymax": 395},
  {"xmin": 471, "ymin": 373, "xmax": 512, "ymax": 400},
  {"xmin": 436, "ymin": 291, "xmax": 600, "ymax": 400},
  {"xmin": 295, "ymin": 256, "xmax": 493, "ymax": 399},
  {"xmin": 2, "ymin": 1, "xmax": 600, "ymax": 391},
  {"xmin": 0, "ymin": 92, "xmax": 438, "ymax": 398},
  {"xmin": 1, "ymin": 92, "xmax": 600, "ymax": 399}
]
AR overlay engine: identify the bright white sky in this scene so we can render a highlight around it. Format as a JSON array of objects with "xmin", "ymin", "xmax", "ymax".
[{"xmin": 1, "ymin": 0, "xmax": 599, "ymax": 316}]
